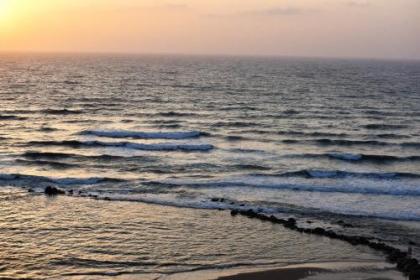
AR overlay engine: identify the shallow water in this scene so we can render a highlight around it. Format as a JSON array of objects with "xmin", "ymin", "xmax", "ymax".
[
  {"xmin": 0, "ymin": 54, "xmax": 419, "ymax": 277},
  {"xmin": 0, "ymin": 188, "xmax": 385, "ymax": 279}
]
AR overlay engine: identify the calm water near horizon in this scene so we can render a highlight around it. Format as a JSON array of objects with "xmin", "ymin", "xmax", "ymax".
[{"xmin": 0, "ymin": 54, "xmax": 419, "ymax": 278}]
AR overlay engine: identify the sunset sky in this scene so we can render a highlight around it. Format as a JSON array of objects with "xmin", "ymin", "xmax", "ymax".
[{"xmin": 0, "ymin": 0, "xmax": 419, "ymax": 59}]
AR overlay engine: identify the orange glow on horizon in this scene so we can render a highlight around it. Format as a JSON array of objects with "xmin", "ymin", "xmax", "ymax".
[{"xmin": 0, "ymin": 0, "xmax": 418, "ymax": 60}]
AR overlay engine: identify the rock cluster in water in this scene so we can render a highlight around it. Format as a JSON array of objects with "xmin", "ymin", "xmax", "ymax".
[
  {"xmin": 44, "ymin": 186, "xmax": 65, "ymax": 196},
  {"xmin": 231, "ymin": 208, "xmax": 420, "ymax": 279}
]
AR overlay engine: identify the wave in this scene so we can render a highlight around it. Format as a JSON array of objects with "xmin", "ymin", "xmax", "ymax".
[
  {"xmin": 153, "ymin": 176, "xmax": 420, "ymax": 197},
  {"xmin": 211, "ymin": 121, "xmax": 261, "ymax": 128},
  {"xmin": 21, "ymin": 151, "xmax": 159, "ymax": 164},
  {"xmin": 23, "ymin": 151, "xmax": 77, "ymax": 159},
  {"xmin": 81, "ymin": 130, "xmax": 206, "ymax": 139},
  {"xmin": 65, "ymin": 189, "xmax": 420, "ymax": 221},
  {"xmin": 16, "ymin": 159, "xmax": 78, "ymax": 169},
  {"xmin": 375, "ymin": 133, "xmax": 410, "ymax": 140},
  {"xmin": 224, "ymin": 135, "xmax": 247, "ymax": 141},
  {"xmin": 28, "ymin": 140, "xmax": 214, "ymax": 152},
  {"xmin": 282, "ymin": 138, "xmax": 396, "ymax": 147},
  {"xmin": 363, "ymin": 124, "xmax": 408, "ymax": 130},
  {"xmin": 258, "ymin": 169, "xmax": 420, "ymax": 180},
  {"xmin": 290, "ymin": 152, "xmax": 420, "ymax": 163},
  {"xmin": 313, "ymin": 139, "xmax": 390, "ymax": 146},
  {"xmin": 156, "ymin": 111, "xmax": 198, "ymax": 117},
  {"xmin": 41, "ymin": 109, "xmax": 84, "ymax": 115},
  {"xmin": 325, "ymin": 153, "xmax": 363, "ymax": 161},
  {"xmin": 278, "ymin": 131, "xmax": 350, "ymax": 138},
  {"xmin": 0, "ymin": 173, "xmax": 126, "ymax": 186},
  {"xmin": 233, "ymin": 164, "xmax": 271, "ymax": 170},
  {"xmin": 401, "ymin": 142, "xmax": 420, "ymax": 148},
  {"xmin": 39, "ymin": 126, "xmax": 58, "ymax": 132},
  {"xmin": 0, "ymin": 115, "xmax": 27, "ymax": 120}
]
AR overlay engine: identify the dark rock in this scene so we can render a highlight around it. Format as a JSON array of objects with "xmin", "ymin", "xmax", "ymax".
[
  {"xmin": 403, "ymin": 259, "xmax": 419, "ymax": 273},
  {"xmin": 312, "ymin": 227, "xmax": 326, "ymax": 235},
  {"xmin": 44, "ymin": 186, "xmax": 65, "ymax": 196},
  {"xmin": 245, "ymin": 209, "xmax": 257, "ymax": 218},
  {"xmin": 325, "ymin": 230, "xmax": 338, "ymax": 239},
  {"xmin": 276, "ymin": 218, "xmax": 287, "ymax": 225},
  {"xmin": 211, "ymin": 198, "xmax": 219, "ymax": 202},
  {"xmin": 230, "ymin": 209, "xmax": 239, "ymax": 216},
  {"xmin": 104, "ymin": 197, "xmax": 111, "ymax": 201},
  {"xmin": 397, "ymin": 257, "xmax": 411, "ymax": 269},
  {"xmin": 258, "ymin": 214, "xmax": 270, "ymax": 221},
  {"xmin": 409, "ymin": 269, "xmax": 420, "ymax": 280},
  {"xmin": 28, "ymin": 188, "xmax": 34, "ymax": 193},
  {"xmin": 336, "ymin": 234, "xmax": 346, "ymax": 241},
  {"xmin": 349, "ymin": 237, "xmax": 361, "ymax": 246},
  {"xmin": 357, "ymin": 236, "xmax": 370, "ymax": 245},
  {"xmin": 388, "ymin": 249, "xmax": 407, "ymax": 263},
  {"xmin": 284, "ymin": 220, "xmax": 297, "ymax": 229}
]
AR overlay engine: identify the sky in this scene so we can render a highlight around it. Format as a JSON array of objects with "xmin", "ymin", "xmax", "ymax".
[{"xmin": 0, "ymin": 0, "xmax": 419, "ymax": 60}]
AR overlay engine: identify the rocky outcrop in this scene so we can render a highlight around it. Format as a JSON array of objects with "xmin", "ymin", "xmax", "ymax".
[
  {"xmin": 231, "ymin": 208, "xmax": 420, "ymax": 277},
  {"xmin": 44, "ymin": 186, "xmax": 65, "ymax": 196}
]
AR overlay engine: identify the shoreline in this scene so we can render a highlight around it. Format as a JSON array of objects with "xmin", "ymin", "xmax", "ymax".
[
  {"xmin": 228, "ymin": 208, "xmax": 420, "ymax": 278},
  {"xmin": 1, "ymin": 188, "xmax": 419, "ymax": 279},
  {"xmin": 69, "ymin": 261, "xmax": 403, "ymax": 280},
  {"xmin": 213, "ymin": 262, "xmax": 404, "ymax": 280}
]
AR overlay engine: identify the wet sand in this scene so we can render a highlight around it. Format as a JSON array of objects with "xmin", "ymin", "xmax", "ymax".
[
  {"xmin": 216, "ymin": 267, "xmax": 325, "ymax": 280},
  {"xmin": 215, "ymin": 262, "xmax": 405, "ymax": 280}
]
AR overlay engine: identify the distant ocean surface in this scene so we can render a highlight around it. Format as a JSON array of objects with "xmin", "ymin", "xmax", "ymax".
[{"xmin": 0, "ymin": 54, "xmax": 419, "ymax": 277}]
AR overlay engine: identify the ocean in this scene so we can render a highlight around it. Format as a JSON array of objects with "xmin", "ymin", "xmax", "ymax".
[{"xmin": 0, "ymin": 54, "xmax": 419, "ymax": 279}]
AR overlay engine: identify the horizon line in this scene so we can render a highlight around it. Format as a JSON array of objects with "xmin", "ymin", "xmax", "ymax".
[{"xmin": 0, "ymin": 50, "xmax": 419, "ymax": 62}]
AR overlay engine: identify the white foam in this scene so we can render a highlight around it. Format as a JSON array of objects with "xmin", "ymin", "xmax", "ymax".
[
  {"xmin": 158, "ymin": 175, "xmax": 420, "ymax": 196},
  {"xmin": 0, "ymin": 173, "xmax": 124, "ymax": 186},
  {"xmin": 72, "ymin": 140, "xmax": 214, "ymax": 151},
  {"xmin": 82, "ymin": 130, "xmax": 204, "ymax": 139}
]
